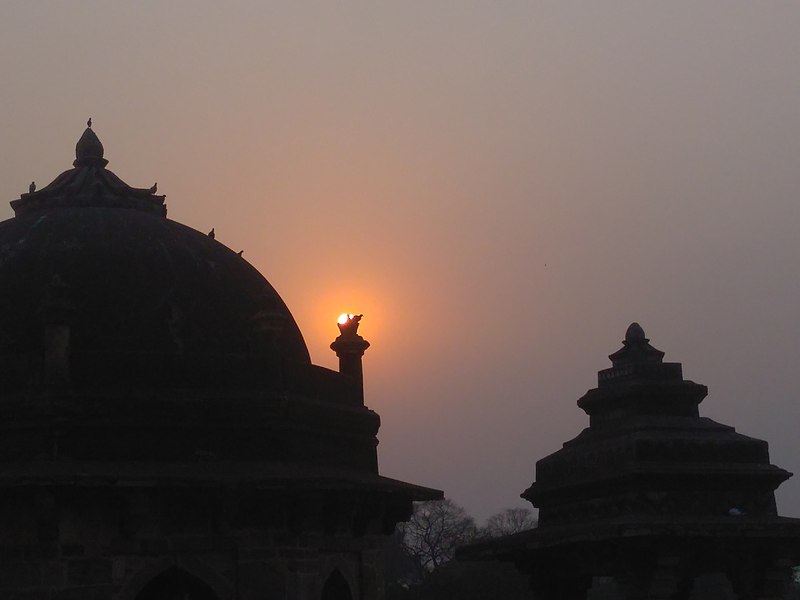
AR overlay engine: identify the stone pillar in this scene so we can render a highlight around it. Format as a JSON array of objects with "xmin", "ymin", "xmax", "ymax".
[
  {"xmin": 688, "ymin": 573, "xmax": 736, "ymax": 599},
  {"xmin": 757, "ymin": 558, "xmax": 796, "ymax": 600},
  {"xmin": 587, "ymin": 576, "xmax": 625, "ymax": 599},
  {"xmin": 360, "ymin": 545, "xmax": 385, "ymax": 600},
  {"xmin": 645, "ymin": 555, "xmax": 681, "ymax": 599},
  {"xmin": 330, "ymin": 315, "xmax": 370, "ymax": 404}
]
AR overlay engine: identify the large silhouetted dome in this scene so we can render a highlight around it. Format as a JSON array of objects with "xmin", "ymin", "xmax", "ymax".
[
  {"xmin": 0, "ymin": 124, "xmax": 440, "ymax": 600},
  {"xmin": 0, "ymin": 125, "xmax": 309, "ymax": 389},
  {"xmin": 0, "ymin": 123, "xmax": 386, "ymax": 467}
]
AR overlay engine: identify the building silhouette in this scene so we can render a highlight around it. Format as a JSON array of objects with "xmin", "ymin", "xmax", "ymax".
[
  {"xmin": 0, "ymin": 124, "xmax": 440, "ymax": 600},
  {"xmin": 462, "ymin": 323, "xmax": 800, "ymax": 599}
]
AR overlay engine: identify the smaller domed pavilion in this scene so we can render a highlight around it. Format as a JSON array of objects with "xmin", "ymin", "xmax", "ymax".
[{"xmin": 461, "ymin": 323, "xmax": 800, "ymax": 599}]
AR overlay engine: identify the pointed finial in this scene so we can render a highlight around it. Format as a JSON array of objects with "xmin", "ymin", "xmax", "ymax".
[
  {"xmin": 606, "ymin": 321, "xmax": 665, "ymax": 371},
  {"xmin": 208, "ymin": 228, "xmax": 215, "ymax": 239},
  {"xmin": 625, "ymin": 322, "xmax": 646, "ymax": 343},
  {"xmin": 29, "ymin": 181, "xmax": 36, "ymax": 194},
  {"xmin": 74, "ymin": 124, "xmax": 107, "ymax": 168}
]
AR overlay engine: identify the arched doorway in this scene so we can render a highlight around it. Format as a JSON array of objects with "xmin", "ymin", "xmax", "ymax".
[
  {"xmin": 321, "ymin": 569, "xmax": 353, "ymax": 600},
  {"xmin": 136, "ymin": 567, "xmax": 220, "ymax": 600}
]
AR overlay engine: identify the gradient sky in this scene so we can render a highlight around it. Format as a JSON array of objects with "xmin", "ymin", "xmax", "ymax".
[{"xmin": 2, "ymin": 1, "xmax": 800, "ymax": 522}]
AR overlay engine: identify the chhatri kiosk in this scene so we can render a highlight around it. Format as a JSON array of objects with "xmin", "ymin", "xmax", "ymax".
[{"xmin": 462, "ymin": 323, "xmax": 800, "ymax": 599}]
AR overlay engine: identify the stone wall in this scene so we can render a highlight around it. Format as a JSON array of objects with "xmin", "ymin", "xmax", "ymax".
[{"xmin": 0, "ymin": 486, "xmax": 397, "ymax": 600}]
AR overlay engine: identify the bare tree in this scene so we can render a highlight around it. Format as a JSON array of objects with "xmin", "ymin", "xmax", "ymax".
[
  {"xmin": 396, "ymin": 499, "xmax": 478, "ymax": 579},
  {"xmin": 483, "ymin": 507, "xmax": 537, "ymax": 537}
]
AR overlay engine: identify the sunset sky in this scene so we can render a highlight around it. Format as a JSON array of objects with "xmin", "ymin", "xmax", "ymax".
[{"xmin": 2, "ymin": 1, "xmax": 800, "ymax": 522}]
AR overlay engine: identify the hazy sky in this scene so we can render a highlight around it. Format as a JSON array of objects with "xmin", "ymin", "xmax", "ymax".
[{"xmin": 2, "ymin": 1, "xmax": 800, "ymax": 522}]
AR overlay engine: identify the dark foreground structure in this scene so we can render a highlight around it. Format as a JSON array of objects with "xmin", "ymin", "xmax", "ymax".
[
  {"xmin": 461, "ymin": 323, "xmax": 800, "ymax": 599},
  {"xmin": 0, "ymin": 125, "xmax": 440, "ymax": 600}
]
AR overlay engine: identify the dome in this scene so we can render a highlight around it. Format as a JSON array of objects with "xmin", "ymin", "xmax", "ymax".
[
  {"xmin": 0, "ymin": 125, "xmax": 309, "ymax": 389},
  {"xmin": 0, "ymin": 128, "xmax": 441, "ymax": 600}
]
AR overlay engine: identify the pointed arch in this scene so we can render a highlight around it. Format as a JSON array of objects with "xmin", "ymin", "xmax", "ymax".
[
  {"xmin": 321, "ymin": 569, "xmax": 353, "ymax": 600},
  {"xmin": 135, "ymin": 567, "xmax": 220, "ymax": 600},
  {"xmin": 121, "ymin": 557, "xmax": 233, "ymax": 600}
]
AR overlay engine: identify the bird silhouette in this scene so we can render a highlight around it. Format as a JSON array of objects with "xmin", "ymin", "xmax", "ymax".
[
  {"xmin": 149, "ymin": 182, "xmax": 158, "ymax": 193},
  {"xmin": 29, "ymin": 181, "xmax": 36, "ymax": 194},
  {"xmin": 208, "ymin": 228, "xmax": 215, "ymax": 239},
  {"xmin": 87, "ymin": 118, "xmax": 92, "ymax": 128}
]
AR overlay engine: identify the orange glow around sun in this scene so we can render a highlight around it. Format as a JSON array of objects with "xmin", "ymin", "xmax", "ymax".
[{"xmin": 288, "ymin": 280, "xmax": 395, "ymax": 370}]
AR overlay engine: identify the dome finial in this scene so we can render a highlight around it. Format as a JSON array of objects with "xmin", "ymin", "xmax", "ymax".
[
  {"xmin": 625, "ymin": 322, "xmax": 646, "ymax": 343},
  {"xmin": 74, "ymin": 121, "xmax": 107, "ymax": 168},
  {"xmin": 605, "ymin": 321, "xmax": 666, "ymax": 374}
]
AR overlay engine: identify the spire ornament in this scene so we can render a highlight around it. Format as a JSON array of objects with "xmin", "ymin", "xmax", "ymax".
[
  {"xmin": 10, "ymin": 123, "xmax": 168, "ymax": 218},
  {"xmin": 597, "ymin": 322, "xmax": 680, "ymax": 387},
  {"xmin": 74, "ymin": 123, "xmax": 107, "ymax": 168}
]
